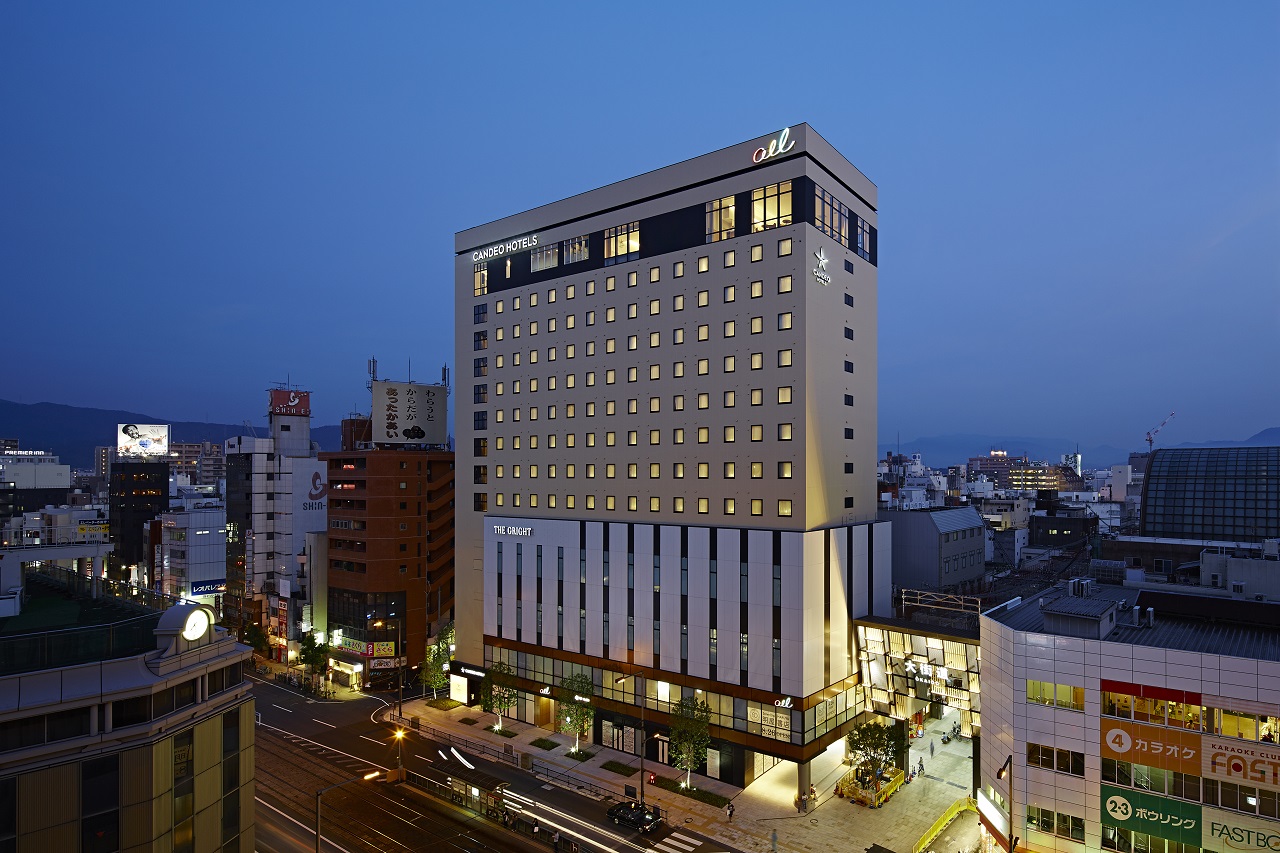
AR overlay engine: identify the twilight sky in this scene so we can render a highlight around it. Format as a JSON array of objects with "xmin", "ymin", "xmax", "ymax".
[{"xmin": 3, "ymin": 2, "xmax": 1277, "ymax": 454}]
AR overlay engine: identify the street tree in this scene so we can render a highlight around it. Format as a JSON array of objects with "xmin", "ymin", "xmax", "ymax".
[
  {"xmin": 298, "ymin": 632, "xmax": 328, "ymax": 687},
  {"xmin": 669, "ymin": 694, "xmax": 713, "ymax": 788},
  {"xmin": 557, "ymin": 672, "xmax": 595, "ymax": 753},
  {"xmin": 479, "ymin": 660, "xmax": 518, "ymax": 731},
  {"xmin": 243, "ymin": 623, "xmax": 269, "ymax": 658},
  {"xmin": 435, "ymin": 620, "xmax": 455, "ymax": 652},
  {"xmin": 419, "ymin": 641, "xmax": 450, "ymax": 695},
  {"xmin": 846, "ymin": 720, "xmax": 896, "ymax": 791}
]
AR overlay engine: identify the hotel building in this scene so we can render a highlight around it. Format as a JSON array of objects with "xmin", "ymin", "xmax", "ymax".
[
  {"xmin": 979, "ymin": 579, "xmax": 1280, "ymax": 853},
  {"xmin": 453, "ymin": 125, "xmax": 890, "ymax": 790}
]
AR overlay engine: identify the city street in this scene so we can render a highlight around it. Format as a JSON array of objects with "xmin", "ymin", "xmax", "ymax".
[{"xmin": 250, "ymin": 675, "xmax": 734, "ymax": 853}]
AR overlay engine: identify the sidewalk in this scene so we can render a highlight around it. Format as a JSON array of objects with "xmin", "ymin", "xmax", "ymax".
[
  {"xmin": 386, "ymin": 696, "xmax": 984, "ymax": 853},
  {"xmin": 250, "ymin": 655, "xmax": 366, "ymax": 702}
]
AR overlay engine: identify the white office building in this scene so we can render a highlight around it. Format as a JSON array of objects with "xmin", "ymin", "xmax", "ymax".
[
  {"xmin": 453, "ymin": 125, "xmax": 890, "ymax": 790},
  {"xmin": 223, "ymin": 391, "xmax": 327, "ymax": 661},
  {"xmin": 979, "ymin": 580, "xmax": 1280, "ymax": 853}
]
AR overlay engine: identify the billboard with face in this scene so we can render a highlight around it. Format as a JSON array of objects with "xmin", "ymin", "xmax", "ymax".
[
  {"xmin": 117, "ymin": 423, "xmax": 170, "ymax": 456},
  {"xmin": 372, "ymin": 381, "xmax": 447, "ymax": 445}
]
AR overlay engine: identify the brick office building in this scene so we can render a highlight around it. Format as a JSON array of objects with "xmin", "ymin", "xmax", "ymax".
[{"xmin": 322, "ymin": 444, "xmax": 455, "ymax": 688}]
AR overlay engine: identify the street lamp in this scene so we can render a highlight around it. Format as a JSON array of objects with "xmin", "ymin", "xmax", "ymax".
[
  {"xmin": 373, "ymin": 618, "xmax": 406, "ymax": 717},
  {"xmin": 614, "ymin": 670, "xmax": 647, "ymax": 805},
  {"xmin": 315, "ymin": 771, "xmax": 380, "ymax": 853},
  {"xmin": 394, "ymin": 729, "xmax": 405, "ymax": 771},
  {"xmin": 997, "ymin": 754, "xmax": 1019, "ymax": 853}
]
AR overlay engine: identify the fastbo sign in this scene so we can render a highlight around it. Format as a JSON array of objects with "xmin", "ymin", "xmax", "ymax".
[{"xmin": 1201, "ymin": 807, "xmax": 1280, "ymax": 852}]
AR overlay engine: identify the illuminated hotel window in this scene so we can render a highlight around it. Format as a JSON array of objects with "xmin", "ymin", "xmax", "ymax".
[
  {"xmin": 723, "ymin": 250, "xmax": 735, "ymax": 268},
  {"xmin": 673, "ymin": 261, "xmax": 684, "ymax": 277},
  {"xmin": 604, "ymin": 222, "xmax": 639, "ymax": 266},
  {"xmin": 531, "ymin": 242, "xmax": 559, "ymax": 272},
  {"xmin": 751, "ymin": 425, "xmax": 763, "ymax": 441},
  {"xmin": 705, "ymin": 196, "xmax": 735, "ymax": 242},
  {"xmin": 778, "ymin": 499, "xmax": 792, "ymax": 517},
  {"xmin": 563, "ymin": 234, "xmax": 590, "ymax": 264},
  {"xmin": 650, "ymin": 266, "xmax": 660, "ymax": 283},
  {"xmin": 778, "ymin": 238, "xmax": 792, "ymax": 256},
  {"xmin": 778, "ymin": 349, "xmax": 793, "ymax": 367},
  {"xmin": 473, "ymin": 264, "xmax": 488, "ymax": 297},
  {"xmin": 778, "ymin": 275, "xmax": 792, "ymax": 293},
  {"xmin": 751, "ymin": 181, "xmax": 792, "ymax": 231}
]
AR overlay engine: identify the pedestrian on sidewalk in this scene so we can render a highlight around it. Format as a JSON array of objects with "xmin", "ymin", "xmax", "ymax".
[
  {"xmin": 533, "ymin": 818, "xmax": 540, "ymax": 839},
  {"xmin": 801, "ymin": 793, "xmax": 809, "ymax": 812},
  {"xmin": 551, "ymin": 829, "xmax": 560, "ymax": 851},
  {"xmin": 725, "ymin": 801, "xmax": 735, "ymax": 822},
  {"xmin": 809, "ymin": 783, "xmax": 817, "ymax": 805},
  {"xmin": 919, "ymin": 757, "xmax": 925, "ymax": 776},
  {"xmin": 930, "ymin": 739, "xmax": 936, "ymax": 758}
]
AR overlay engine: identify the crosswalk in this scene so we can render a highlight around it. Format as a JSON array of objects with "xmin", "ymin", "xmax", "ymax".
[{"xmin": 653, "ymin": 831, "xmax": 703, "ymax": 853}]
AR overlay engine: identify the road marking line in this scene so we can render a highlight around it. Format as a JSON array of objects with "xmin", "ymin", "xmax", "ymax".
[
  {"xmin": 361, "ymin": 735, "xmax": 387, "ymax": 745},
  {"xmin": 272, "ymin": 704, "xmax": 293, "ymax": 712},
  {"xmin": 654, "ymin": 843, "xmax": 687, "ymax": 853},
  {"xmin": 660, "ymin": 837, "xmax": 698, "ymax": 851},
  {"xmin": 312, "ymin": 718, "xmax": 336, "ymax": 728},
  {"xmin": 669, "ymin": 833, "xmax": 703, "ymax": 846},
  {"xmin": 256, "ymin": 721, "xmax": 388, "ymax": 772},
  {"xmin": 414, "ymin": 753, "xmax": 433, "ymax": 763},
  {"xmin": 255, "ymin": 796, "xmax": 356, "ymax": 853}
]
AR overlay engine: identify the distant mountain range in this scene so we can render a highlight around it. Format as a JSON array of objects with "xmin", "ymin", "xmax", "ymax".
[
  {"xmin": 0, "ymin": 399, "xmax": 341, "ymax": 469},
  {"xmin": 1, "ymin": 398, "xmax": 1275, "ymax": 473},
  {"xmin": 881, "ymin": 427, "xmax": 1280, "ymax": 470}
]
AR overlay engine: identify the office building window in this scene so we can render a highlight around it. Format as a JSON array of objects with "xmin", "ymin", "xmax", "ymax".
[
  {"xmin": 473, "ymin": 263, "xmax": 488, "ymax": 296},
  {"xmin": 473, "ymin": 331, "xmax": 488, "ymax": 350},
  {"xmin": 778, "ymin": 500, "xmax": 793, "ymax": 517}
]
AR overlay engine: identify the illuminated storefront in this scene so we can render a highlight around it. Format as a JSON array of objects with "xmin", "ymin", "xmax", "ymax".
[{"xmin": 855, "ymin": 618, "xmax": 981, "ymax": 737}]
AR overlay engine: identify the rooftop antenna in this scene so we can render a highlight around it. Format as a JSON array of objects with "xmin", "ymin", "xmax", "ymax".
[
  {"xmin": 408, "ymin": 357, "xmax": 411, "ymax": 383},
  {"xmin": 366, "ymin": 356, "xmax": 378, "ymax": 392}
]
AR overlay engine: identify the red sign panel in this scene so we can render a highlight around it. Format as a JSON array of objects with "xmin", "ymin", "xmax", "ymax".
[{"xmin": 269, "ymin": 389, "xmax": 311, "ymax": 417}]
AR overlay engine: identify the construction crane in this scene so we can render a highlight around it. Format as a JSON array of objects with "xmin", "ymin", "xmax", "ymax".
[{"xmin": 1145, "ymin": 411, "xmax": 1176, "ymax": 451}]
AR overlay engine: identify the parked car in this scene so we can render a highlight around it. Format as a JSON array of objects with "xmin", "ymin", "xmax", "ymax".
[{"xmin": 606, "ymin": 801, "xmax": 662, "ymax": 832}]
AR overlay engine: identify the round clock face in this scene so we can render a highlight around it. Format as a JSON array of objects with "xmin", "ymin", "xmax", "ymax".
[{"xmin": 182, "ymin": 608, "xmax": 210, "ymax": 641}]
